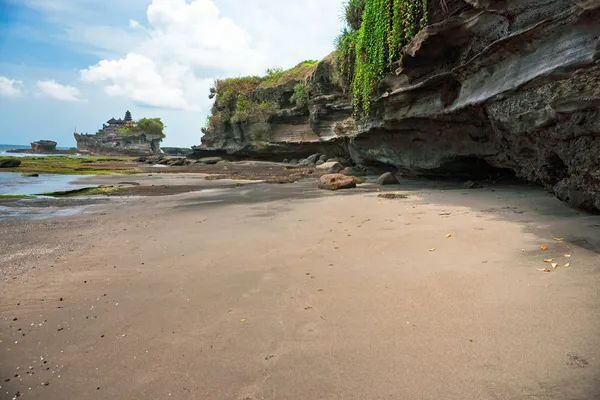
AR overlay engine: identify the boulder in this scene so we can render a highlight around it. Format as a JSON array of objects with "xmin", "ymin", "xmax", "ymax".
[
  {"xmin": 307, "ymin": 154, "xmax": 321, "ymax": 164},
  {"xmin": 146, "ymin": 155, "xmax": 164, "ymax": 164},
  {"xmin": 137, "ymin": 156, "xmax": 147, "ymax": 163},
  {"xmin": 316, "ymin": 160, "xmax": 325, "ymax": 166},
  {"xmin": 289, "ymin": 159, "xmax": 298, "ymax": 165},
  {"xmin": 316, "ymin": 161, "xmax": 344, "ymax": 174},
  {"xmin": 464, "ymin": 180, "xmax": 483, "ymax": 190},
  {"xmin": 21, "ymin": 172, "xmax": 39, "ymax": 177},
  {"xmin": 326, "ymin": 158, "xmax": 339, "ymax": 164},
  {"xmin": 167, "ymin": 158, "xmax": 187, "ymax": 166},
  {"xmin": 377, "ymin": 172, "xmax": 399, "ymax": 186},
  {"xmin": 283, "ymin": 159, "xmax": 289, "ymax": 164},
  {"xmin": 30, "ymin": 140, "xmax": 57, "ymax": 153},
  {"xmin": 318, "ymin": 174, "xmax": 359, "ymax": 191},
  {"xmin": 199, "ymin": 157, "xmax": 223, "ymax": 165},
  {"xmin": 319, "ymin": 155, "xmax": 327, "ymax": 162},
  {"xmin": 341, "ymin": 166, "xmax": 366, "ymax": 177},
  {"xmin": 0, "ymin": 159, "xmax": 21, "ymax": 168}
]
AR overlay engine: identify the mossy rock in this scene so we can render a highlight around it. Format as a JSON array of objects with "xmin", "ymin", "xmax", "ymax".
[{"xmin": 21, "ymin": 172, "xmax": 40, "ymax": 177}]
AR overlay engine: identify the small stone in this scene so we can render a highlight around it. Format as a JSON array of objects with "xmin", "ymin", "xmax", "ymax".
[
  {"xmin": 316, "ymin": 161, "xmax": 344, "ymax": 174},
  {"xmin": 377, "ymin": 172, "xmax": 399, "ymax": 186},
  {"xmin": 341, "ymin": 166, "xmax": 366, "ymax": 177},
  {"xmin": 464, "ymin": 180, "xmax": 483, "ymax": 189},
  {"xmin": 307, "ymin": 154, "xmax": 321, "ymax": 164}
]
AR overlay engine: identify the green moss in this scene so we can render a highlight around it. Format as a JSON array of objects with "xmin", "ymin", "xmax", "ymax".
[
  {"xmin": 0, "ymin": 156, "xmax": 139, "ymax": 175},
  {"xmin": 38, "ymin": 186, "xmax": 123, "ymax": 197},
  {"xmin": 0, "ymin": 194, "xmax": 31, "ymax": 199}
]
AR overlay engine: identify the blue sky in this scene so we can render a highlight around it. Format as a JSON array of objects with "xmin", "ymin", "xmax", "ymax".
[{"xmin": 0, "ymin": 0, "xmax": 342, "ymax": 147}]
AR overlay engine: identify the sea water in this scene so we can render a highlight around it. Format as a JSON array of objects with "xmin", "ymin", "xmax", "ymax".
[
  {"xmin": 0, "ymin": 144, "xmax": 75, "ymax": 157},
  {"xmin": 0, "ymin": 172, "xmax": 97, "ymax": 196}
]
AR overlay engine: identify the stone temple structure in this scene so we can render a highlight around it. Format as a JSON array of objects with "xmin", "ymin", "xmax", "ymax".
[{"xmin": 74, "ymin": 111, "xmax": 163, "ymax": 156}]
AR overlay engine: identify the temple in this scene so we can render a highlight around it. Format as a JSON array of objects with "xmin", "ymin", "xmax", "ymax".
[
  {"xmin": 74, "ymin": 110, "xmax": 163, "ymax": 156},
  {"xmin": 102, "ymin": 111, "xmax": 136, "ymax": 134}
]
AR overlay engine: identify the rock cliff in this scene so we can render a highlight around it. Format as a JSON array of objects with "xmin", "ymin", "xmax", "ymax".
[
  {"xmin": 75, "ymin": 131, "xmax": 162, "ymax": 156},
  {"xmin": 196, "ymin": 0, "xmax": 600, "ymax": 211},
  {"xmin": 196, "ymin": 58, "xmax": 354, "ymax": 161}
]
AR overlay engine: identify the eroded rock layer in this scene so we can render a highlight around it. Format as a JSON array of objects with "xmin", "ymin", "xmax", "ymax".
[
  {"xmin": 74, "ymin": 132, "xmax": 162, "ymax": 156},
  {"xmin": 197, "ymin": 0, "xmax": 600, "ymax": 211}
]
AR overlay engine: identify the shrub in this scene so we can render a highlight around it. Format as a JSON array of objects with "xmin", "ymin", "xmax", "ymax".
[
  {"xmin": 290, "ymin": 83, "xmax": 309, "ymax": 107},
  {"xmin": 137, "ymin": 117, "xmax": 166, "ymax": 141}
]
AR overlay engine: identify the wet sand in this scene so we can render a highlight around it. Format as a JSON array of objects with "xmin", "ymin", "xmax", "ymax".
[{"xmin": 1, "ymin": 178, "xmax": 599, "ymax": 399}]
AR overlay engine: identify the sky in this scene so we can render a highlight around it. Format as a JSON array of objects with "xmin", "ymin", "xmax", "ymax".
[{"xmin": 0, "ymin": 0, "xmax": 343, "ymax": 147}]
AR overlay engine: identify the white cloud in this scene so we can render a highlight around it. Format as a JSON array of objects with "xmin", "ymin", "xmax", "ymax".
[
  {"xmin": 36, "ymin": 79, "xmax": 84, "ymax": 102},
  {"xmin": 78, "ymin": 0, "xmax": 341, "ymax": 112},
  {"xmin": 81, "ymin": 53, "xmax": 212, "ymax": 110},
  {"xmin": 0, "ymin": 76, "xmax": 24, "ymax": 97}
]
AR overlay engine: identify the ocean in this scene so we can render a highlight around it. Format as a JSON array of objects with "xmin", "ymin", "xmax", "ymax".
[
  {"xmin": 0, "ymin": 172, "xmax": 96, "ymax": 196},
  {"xmin": 1, "ymin": 145, "xmax": 97, "ymax": 198},
  {"xmin": 0, "ymin": 144, "xmax": 73, "ymax": 157}
]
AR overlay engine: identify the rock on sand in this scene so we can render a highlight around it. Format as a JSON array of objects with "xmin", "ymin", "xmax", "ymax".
[{"xmin": 318, "ymin": 174, "xmax": 359, "ymax": 190}]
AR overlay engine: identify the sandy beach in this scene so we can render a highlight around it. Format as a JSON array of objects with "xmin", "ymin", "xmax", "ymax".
[{"xmin": 1, "ymin": 175, "xmax": 599, "ymax": 399}]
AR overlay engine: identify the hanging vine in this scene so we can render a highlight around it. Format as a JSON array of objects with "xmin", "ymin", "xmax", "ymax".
[{"xmin": 335, "ymin": 0, "xmax": 428, "ymax": 119}]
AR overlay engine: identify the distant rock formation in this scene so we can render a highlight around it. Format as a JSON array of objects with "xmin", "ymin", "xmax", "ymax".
[
  {"xmin": 196, "ymin": 0, "xmax": 600, "ymax": 212},
  {"xmin": 74, "ymin": 111, "xmax": 164, "ymax": 156},
  {"xmin": 31, "ymin": 140, "xmax": 57, "ymax": 152},
  {"xmin": 7, "ymin": 140, "xmax": 77, "ymax": 155},
  {"xmin": 162, "ymin": 147, "xmax": 192, "ymax": 156}
]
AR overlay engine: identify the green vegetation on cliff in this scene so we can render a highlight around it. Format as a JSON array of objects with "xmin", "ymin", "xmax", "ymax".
[
  {"xmin": 0, "ymin": 156, "xmax": 138, "ymax": 175},
  {"xmin": 204, "ymin": 60, "xmax": 319, "ymax": 133},
  {"xmin": 335, "ymin": 0, "xmax": 428, "ymax": 117},
  {"xmin": 116, "ymin": 118, "xmax": 166, "ymax": 140}
]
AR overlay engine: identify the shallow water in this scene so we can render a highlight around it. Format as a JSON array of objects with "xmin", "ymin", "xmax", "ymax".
[
  {"xmin": 0, "ymin": 172, "xmax": 97, "ymax": 195},
  {"xmin": 0, "ymin": 144, "xmax": 77, "ymax": 158}
]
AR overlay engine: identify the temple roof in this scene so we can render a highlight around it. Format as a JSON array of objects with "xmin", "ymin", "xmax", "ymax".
[{"xmin": 107, "ymin": 118, "xmax": 126, "ymax": 125}]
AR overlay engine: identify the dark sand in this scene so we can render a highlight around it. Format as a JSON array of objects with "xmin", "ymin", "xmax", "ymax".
[{"xmin": 1, "ymin": 177, "xmax": 599, "ymax": 399}]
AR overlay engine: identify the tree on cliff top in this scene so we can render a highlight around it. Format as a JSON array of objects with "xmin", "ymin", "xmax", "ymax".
[{"xmin": 137, "ymin": 118, "xmax": 166, "ymax": 141}]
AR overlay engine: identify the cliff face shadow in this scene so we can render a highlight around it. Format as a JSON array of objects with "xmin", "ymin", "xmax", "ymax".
[
  {"xmin": 391, "ymin": 177, "xmax": 600, "ymax": 255},
  {"xmin": 177, "ymin": 177, "xmax": 600, "ymax": 256}
]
